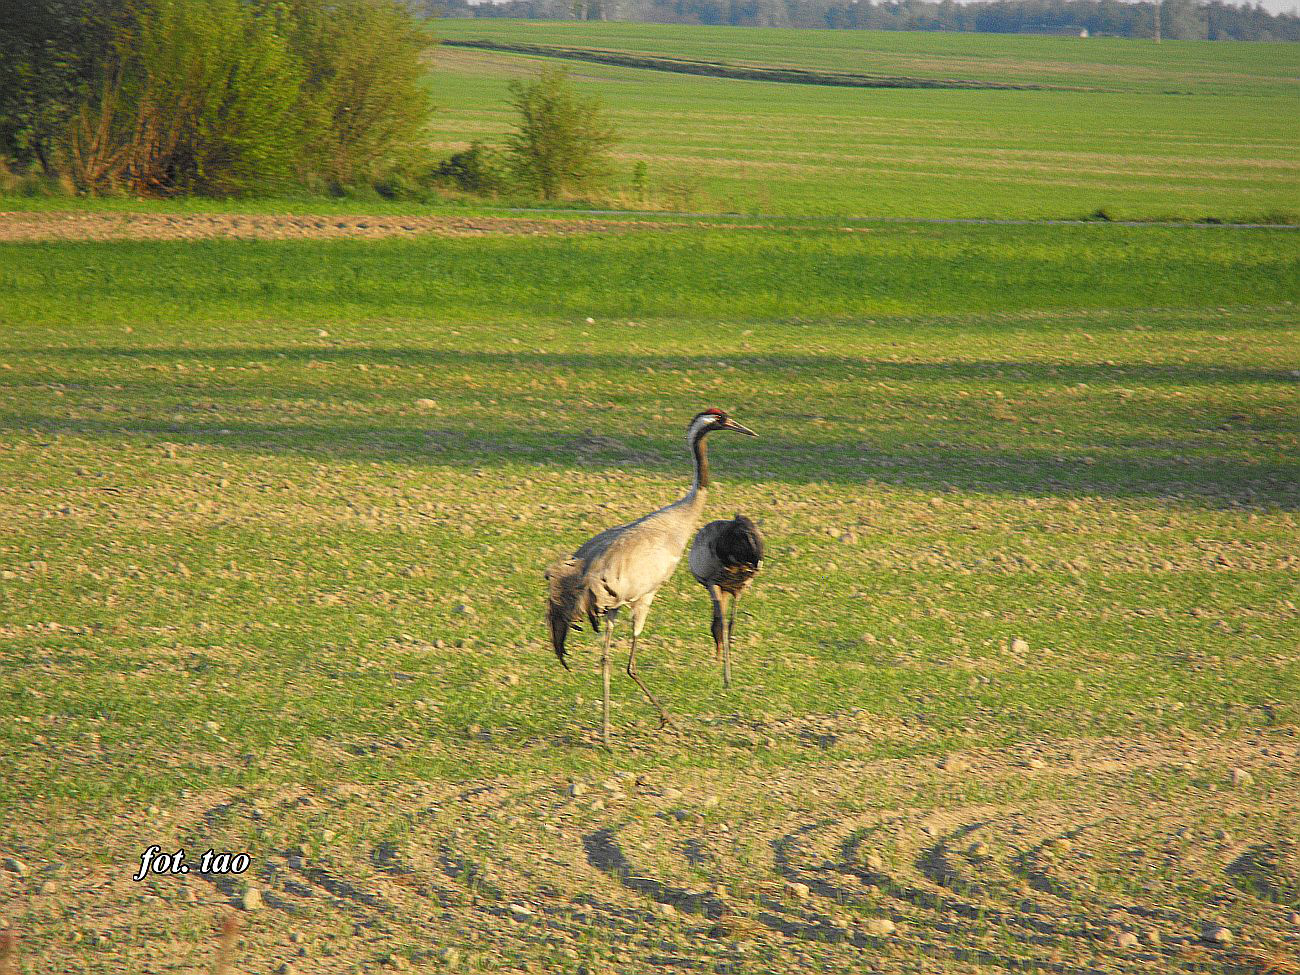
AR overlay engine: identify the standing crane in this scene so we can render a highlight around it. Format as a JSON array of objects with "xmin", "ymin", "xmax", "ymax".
[
  {"xmin": 545, "ymin": 408, "xmax": 757, "ymax": 746},
  {"xmin": 689, "ymin": 514, "xmax": 763, "ymax": 688}
]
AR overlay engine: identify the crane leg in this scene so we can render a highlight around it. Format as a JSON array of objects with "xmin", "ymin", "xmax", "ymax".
[
  {"xmin": 709, "ymin": 588, "xmax": 726, "ymax": 663},
  {"xmin": 627, "ymin": 629, "xmax": 675, "ymax": 730},
  {"xmin": 724, "ymin": 592, "xmax": 740, "ymax": 689},
  {"xmin": 601, "ymin": 616, "xmax": 614, "ymax": 748}
]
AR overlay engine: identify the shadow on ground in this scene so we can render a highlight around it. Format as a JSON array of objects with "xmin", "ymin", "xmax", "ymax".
[{"xmin": 5, "ymin": 347, "xmax": 1297, "ymax": 509}]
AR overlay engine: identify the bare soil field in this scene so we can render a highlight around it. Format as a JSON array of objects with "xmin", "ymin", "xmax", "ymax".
[{"xmin": 6, "ymin": 727, "xmax": 1299, "ymax": 974}]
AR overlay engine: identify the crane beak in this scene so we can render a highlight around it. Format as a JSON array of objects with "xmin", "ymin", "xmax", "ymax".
[{"xmin": 723, "ymin": 418, "xmax": 757, "ymax": 437}]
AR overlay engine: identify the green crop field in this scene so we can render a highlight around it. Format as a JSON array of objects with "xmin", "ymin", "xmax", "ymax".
[
  {"xmin": 435, "ymin": 20, "xmax": 1300, "ymax": 94},
  {"xmin": 427, "ymin": 21, "xmax": 1300, "ymax": 220},
  {"xmin": 2, "ymin": 218, "xmax": 1299, "ymax": 973}
]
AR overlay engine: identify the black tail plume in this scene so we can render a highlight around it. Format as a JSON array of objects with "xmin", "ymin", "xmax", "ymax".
[{"xmin": 544, "ymin": 558, "xmax": 586, "ymax": 669}]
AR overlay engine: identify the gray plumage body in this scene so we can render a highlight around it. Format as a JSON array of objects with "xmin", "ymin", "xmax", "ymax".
[
  {"xmin": 689, "ymin": 514, "xmax": 764, "ymax": 687},
  {"xmin": 546, "ymin": 490, "xmax": 704, "ymax": 663},
  {"xmin": 544, "ymin": 409, "xmax": 756, "ymax": 744}
]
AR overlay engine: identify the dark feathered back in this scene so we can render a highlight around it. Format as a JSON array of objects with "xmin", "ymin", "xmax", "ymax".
[{"xmin": 715, "ymin": 514, "xmax": 763, "ymax": 569}]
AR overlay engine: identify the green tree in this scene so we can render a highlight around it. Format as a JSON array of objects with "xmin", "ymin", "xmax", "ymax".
[
  {"xmin": 3, "ymin": 0, "xmax": 305, "ymax": 194},
  {"xmin": 2, "ymin": 0, "xmax": 434, "ymax": 196},
  {"xmin": 282, "ymin": 0, "xmax": 435, "ymax": 191},
  {"xmin": 116, "ymin": 0, "xmax": 306, "ymax": 194},
  {"xmin": 505, "ymin": 67, "xmax": 618, "ymax": 201}
]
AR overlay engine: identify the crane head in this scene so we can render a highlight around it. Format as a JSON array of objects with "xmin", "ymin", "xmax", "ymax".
[{"xmin": 691, "ymin": 408, "xmax": 757, "ymax": 439}]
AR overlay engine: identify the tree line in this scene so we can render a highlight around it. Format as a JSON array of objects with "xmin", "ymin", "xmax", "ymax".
[
  {"xmin": 436, "ymin": 0, "xmax": 1300, "ymax": 42},
  {"xmin": 1, "ymin": 0, "xmax": 434, "ymax": 195},
  {"xmin": 2, "ymin": 0, "xmax": 622, "ymax": 201}
]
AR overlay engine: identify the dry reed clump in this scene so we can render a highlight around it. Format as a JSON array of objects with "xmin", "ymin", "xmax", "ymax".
[
  {"xmin": 0, "ymin": 931, "xmax": 17, "ymax": 975},
  {"xmin": 211, "ymin": 915, "xmax": 241, "ymax": 975}
]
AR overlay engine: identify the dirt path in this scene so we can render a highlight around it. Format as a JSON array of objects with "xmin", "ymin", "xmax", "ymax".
[
  {"xmin": 7, "ymin": 210, "xmax": 1284, "ymax": 243},
  {"xmin": 0, "ymin": 210, "xmax": 649, "ymax": 242}
]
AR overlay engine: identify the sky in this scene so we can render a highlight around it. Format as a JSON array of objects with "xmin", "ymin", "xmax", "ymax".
[{"xmin": 951, "ymin": 0, "xmax": 1297, "ymax": 17}]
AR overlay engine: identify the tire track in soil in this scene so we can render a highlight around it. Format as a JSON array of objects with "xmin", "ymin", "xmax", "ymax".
[
  {"xmin": 765, "ymin": 806, "xmax": 1296, "ymax": 974},
  {"xmin": 127, "ymin": 734, "xmax": 1299, "ymax": 974}
]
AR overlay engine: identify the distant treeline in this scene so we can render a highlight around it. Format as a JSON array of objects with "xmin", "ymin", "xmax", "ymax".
[{"xmin": 427, "ymin": 0, "xmax": 1300, "ymax": 41}]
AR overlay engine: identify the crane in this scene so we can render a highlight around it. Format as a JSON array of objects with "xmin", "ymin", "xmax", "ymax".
[
  {"xmin": 689, "ymin": 514, "xmax": 763, "ymax": 688},
  {"xmin": 545, "ymin": 408, "xmax": 757, "ymax": 745}
]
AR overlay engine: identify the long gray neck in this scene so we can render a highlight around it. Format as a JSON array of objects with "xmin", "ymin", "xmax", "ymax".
[{"xmin": 690, "ymin": 429, "xmax": 710, "ymax": 493}]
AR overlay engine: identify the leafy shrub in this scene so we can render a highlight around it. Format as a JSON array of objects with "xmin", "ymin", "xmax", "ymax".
[
  {"xmin": 0, "ymin": 0, "xmax": 126, "ymax": 174},
  {"xmin": 505, "ymin": 67, "xmax": 618, "ymax": 200},
  {"xmin": 283, "ymin": 0, "xmax": 435, "ymax": 192},
  {"xmin": 431, "ymin": 142, "xmax": 511, "ymax": 195},
  {"xmin": 116, "ymin": 0, "xmax": 305, "ymax": 195},
  {"xmin": 631, "ymin": 160, "xmax": 648, "ymax": 202},
  {"xmin": 0, "ymin": 160, "xmax": 77, "ymax": 197}
]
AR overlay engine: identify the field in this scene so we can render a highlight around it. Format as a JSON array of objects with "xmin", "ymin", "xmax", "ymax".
[
  {"xmin": 2, "ymin": 214, "xmax": 1299, "ymax": 973},
  {"xmin": 434, "ymin": 21, "xmax": 1300, "ymax": 94},
  {"xmin": 428, "ymin": 22, "xmax": 1300, "ymax": 220},
  {"xmin": 2, "ymin": 16, "xmax": 1300, "ymax": 975}
]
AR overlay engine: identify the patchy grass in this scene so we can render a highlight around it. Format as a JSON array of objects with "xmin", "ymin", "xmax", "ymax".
[{"xmin": 0, "ymin": 223, "xmax": 1297, "ymax": 972}]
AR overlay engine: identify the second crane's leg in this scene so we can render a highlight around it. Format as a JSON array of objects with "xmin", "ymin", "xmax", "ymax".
[
  {"xmin": 628, "ymin": 598, "xmax": 674, "ymax": 730},
  {"xmin": 724, "ymin": 592, "xmax": 739, "ymax": 689},
  {"xmin": 601, "ymin": 615, "xmax": 614, "ymax": 748},
  {"xmin": 709, "ymin": 586, "xmax": 726, "ymax": 664}
]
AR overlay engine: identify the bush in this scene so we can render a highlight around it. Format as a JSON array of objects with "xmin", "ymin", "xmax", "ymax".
[
  {"xmin": 431, "ymin": 142, "xmax": 511, "ymax": 195},
  {"xmin": 116, "ymin": 0, "xmax": 305, "ymax": 195},
  {"xmin": 505, "ymin": 67, "xmax": 618, "ymax": 201},
  {"xmin": 0, "ymin": 0, "xmax": 125, "ymax": 174},
  {"xmin": 0, "ymin": 160, "xmax": 77, "ymax": 197},
  {"xmin": 284, "ymin": 0, "xmax": 435, "ymax": 192}
]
